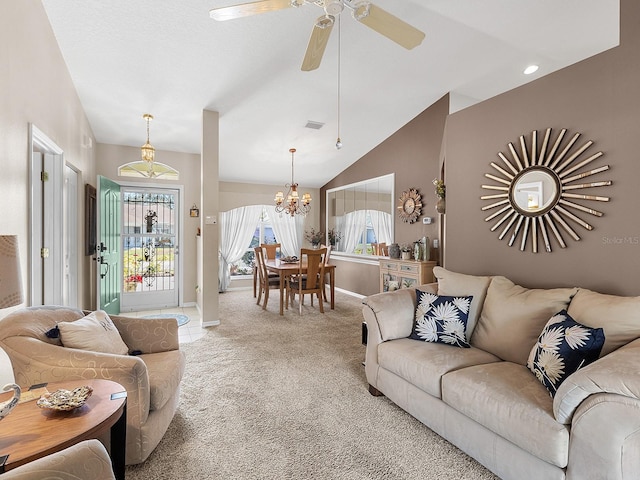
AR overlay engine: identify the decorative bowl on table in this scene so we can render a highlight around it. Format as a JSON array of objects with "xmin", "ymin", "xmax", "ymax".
[
  {"xmin": 280, "ymin": 256, "xmax": 298, "ymax": 264},
  {"xmin": 36, "ymin": 386, "xmax": 93, "ymax": 411}
]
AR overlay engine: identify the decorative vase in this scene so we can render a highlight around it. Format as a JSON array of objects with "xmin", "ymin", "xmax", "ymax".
[
  {"xmin": 388, "ymin": 243, "xmax": 400, "ymax": 259},
  {"xmin": 436, "ymin": 197, "xmax": 446, "ymax": 214},
  {"xmin": 421, "ymin": 236, "xmax": 430, "ymax": 261},
  {"xmin": 413, "ymin": 242, "xmax": 421, "ymax": 261},
  {"xmin": 0, "ymin": 383, "xmax": 21, "ymax": 420}
]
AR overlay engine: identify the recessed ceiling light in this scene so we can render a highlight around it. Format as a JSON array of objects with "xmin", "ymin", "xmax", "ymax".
[{"xmin": 523, "ymin": 65, "xmax": 539, "ymax": 75}]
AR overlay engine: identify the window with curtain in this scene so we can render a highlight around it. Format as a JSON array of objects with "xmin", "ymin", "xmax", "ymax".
[{"xmin": 230, "ymin": 210, "xmax": 278, "ymax": 277}]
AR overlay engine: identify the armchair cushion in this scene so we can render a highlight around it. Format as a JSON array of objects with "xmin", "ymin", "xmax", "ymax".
[
  {"xmin": 58, "ymin": 310, "xmax": 129, "ymax": 355},
  {"xmin": 141, "ymin": 350, "xmax": 186, "ymax": 411}
]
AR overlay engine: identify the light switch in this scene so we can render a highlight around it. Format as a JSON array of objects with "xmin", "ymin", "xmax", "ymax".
[
  {"xmin": 205, "ymin": 216, "xmax": 217, "ymax": 225},
  {"xmin": 433, "ymin": 239, "xmax": 439, "ymax": 248}
]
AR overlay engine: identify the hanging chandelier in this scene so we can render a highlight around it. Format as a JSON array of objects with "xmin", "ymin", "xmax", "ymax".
[
  {"xmin": 274, "ymin": 148, "xmax": 312, "ymax": 217},
  {"xmin": 141, "ymin": 113, "xmax": 155, "ymax": 163}
]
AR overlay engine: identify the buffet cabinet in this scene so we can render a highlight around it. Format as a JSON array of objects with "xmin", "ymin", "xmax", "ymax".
[{"xmin": 379, "ymin": 259, "xmax": 437, "ymax": 293}]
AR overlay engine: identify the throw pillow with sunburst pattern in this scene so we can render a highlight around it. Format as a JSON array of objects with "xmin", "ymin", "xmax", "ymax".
[{"xmin": 410, "ymin": 291, "xmax": 473, "ymax": 348}]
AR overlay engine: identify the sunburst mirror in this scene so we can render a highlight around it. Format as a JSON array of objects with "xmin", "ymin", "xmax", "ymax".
[{"xmin": 481, "ymin": 128, "xmax": 612, "ymax": 253}]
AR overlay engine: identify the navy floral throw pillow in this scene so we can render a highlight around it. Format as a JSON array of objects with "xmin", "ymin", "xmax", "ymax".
[
  {"xmin": 527, "ymin": 310, "xmax": 605, "ymax": 397},
  {"xmin": 409, "ymin": 290, "xmax": 472, "ymax": 348}
]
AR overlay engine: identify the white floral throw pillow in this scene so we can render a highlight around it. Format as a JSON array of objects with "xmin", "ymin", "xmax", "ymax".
[
  {"xmin": 409, "ymin": 290, "xmax": 473, "ymax": 348},
  {"xmin": 527, "ymin": 310, "xmax": 605, "ymax": 396}
]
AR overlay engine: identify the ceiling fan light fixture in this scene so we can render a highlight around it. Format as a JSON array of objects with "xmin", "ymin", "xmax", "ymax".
[
  {"xmin": 351, "ymin": 1, "xmax": 371, "ymax": 21},
  {"xmin": 316, "ymin": 15, "xmax": 335, "ymax": 29}
]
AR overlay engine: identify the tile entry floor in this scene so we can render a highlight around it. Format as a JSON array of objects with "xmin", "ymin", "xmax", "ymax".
[{"xmin": 124, "ymin": 306, "xmax": 207, "ymax": 344}]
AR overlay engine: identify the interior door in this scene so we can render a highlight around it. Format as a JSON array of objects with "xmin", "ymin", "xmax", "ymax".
[{"xmin": 97, "ymin": 175, "xmax": 121, "ymax": 314}]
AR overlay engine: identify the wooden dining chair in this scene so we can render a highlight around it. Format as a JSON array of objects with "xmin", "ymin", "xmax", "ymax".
[
  {"xmin": 321, "ymin": 244, "xmax": 332, "ymax": 303},
  {"xmin": 253, "ymin": 243, "xmax": 280, "ymax": 297},
  {"xmin": 287, "ymin": 247, "xmax": 327, "ymax": 315},
  {"xmin": 254, "ymin": 247, "xmax": 280, "ymax": 310}
]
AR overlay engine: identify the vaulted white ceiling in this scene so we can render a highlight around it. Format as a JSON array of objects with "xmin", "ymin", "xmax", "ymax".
[{"xmin": 41, "ymin": 0, "xmax": 619, "ymax": 187}]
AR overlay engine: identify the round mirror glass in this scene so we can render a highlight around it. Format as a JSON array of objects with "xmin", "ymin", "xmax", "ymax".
[{"xmin": 510, "ymin": 167, "xmax": 559, "ymax": 215}]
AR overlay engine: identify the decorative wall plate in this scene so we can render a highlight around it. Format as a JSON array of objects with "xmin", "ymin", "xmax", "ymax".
[
  {"xmin": 397, "ymin": 188, "xmax": 422, "ymax": 223},
  {"xmin": 481, "ymin": 128, "xmax": 611, "ymax": 253}
]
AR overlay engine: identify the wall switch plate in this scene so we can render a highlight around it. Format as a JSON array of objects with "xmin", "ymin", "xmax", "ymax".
[
  {"xmin": 422, "ymin": 217, "xmax": 433, "ymax": 224},
  {"xmin": 433, "ymin": 239, "xmax": 439, "ymax": 248}
]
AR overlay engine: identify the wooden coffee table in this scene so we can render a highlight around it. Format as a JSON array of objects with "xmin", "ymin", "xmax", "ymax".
[{"xmin": 0, "ymin": 379, "xmax": 127, "ymax": 480}]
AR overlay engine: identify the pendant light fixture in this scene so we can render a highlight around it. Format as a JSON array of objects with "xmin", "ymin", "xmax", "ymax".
[
  {"xmin": 274, "ymin": 148, "xmax": 312, "ymax": 216},
  {"xmin": 141, "ymin": 113, "xmax": 155, "ymax": 163}
]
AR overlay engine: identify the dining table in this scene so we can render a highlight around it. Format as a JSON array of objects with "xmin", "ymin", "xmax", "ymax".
[{"xmin": 265, "ymin": 259, "xmax": 336, "ymax": 315}]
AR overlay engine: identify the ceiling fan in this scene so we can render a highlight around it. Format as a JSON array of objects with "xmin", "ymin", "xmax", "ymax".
[{"xmin": 210, "ymin": 0, "xmax": 425, "ymax": 71}]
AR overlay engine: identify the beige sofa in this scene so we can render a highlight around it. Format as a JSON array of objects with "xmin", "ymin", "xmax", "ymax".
[
  {"xmin": 2, "ymin": 439, "xmax": 115, "ymax": 479},
  {"xmin": 362, "ymin": 267, "xmax": 640, "ymax": 480},
  {"xmin": 0, "ymin": 306, "xmax": 186, "ymax": 465}
]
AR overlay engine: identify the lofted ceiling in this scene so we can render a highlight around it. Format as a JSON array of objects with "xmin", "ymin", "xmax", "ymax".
[{"xmin": 41, "ymin": 0, "xmax": 619, "ymax": 188}]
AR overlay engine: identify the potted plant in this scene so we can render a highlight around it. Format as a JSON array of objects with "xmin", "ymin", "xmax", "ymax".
[
  {"xmin": 125, "ymin": 274, "xmax": 142, "ymax": 292},
  {"xmin": 400, "ymin": 243, "xmax": 413, "ymax": 260},
  {"xmin": 305, "ymin": 228, "xmax": 324, "ymax": 248},
  {"xmin": 327, "ymin": 228, "xmax": 342, "ymax": 247}
]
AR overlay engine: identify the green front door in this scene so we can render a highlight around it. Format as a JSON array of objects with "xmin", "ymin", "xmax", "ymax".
[{"xmin": 98, "ymin": 176, "xmax": 121, "ymax": 314}]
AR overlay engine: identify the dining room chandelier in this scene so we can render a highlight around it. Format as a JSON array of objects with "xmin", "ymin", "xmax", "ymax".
[{"xmin": 274, "ymin": 148, "xmax": 312, "ymax": 217}]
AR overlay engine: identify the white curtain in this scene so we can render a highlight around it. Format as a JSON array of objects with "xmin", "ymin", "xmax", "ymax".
[
  {"xmin": 342, "ymin": 210, "xmax": 367, "ymax": 254},
  {"xmin": 269, "ymin": 209, "xmax": 304, "ymax": 257},
  {"xmin": 218, "ymin": 205, "xmax": 263, "ymax": 292},
  {"xmin": 369, "ymin": 210, "xmax": 393, "ymax": 245}
]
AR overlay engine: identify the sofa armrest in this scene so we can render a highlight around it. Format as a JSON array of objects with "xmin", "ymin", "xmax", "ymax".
[
  {"xmin": 554, "ymin": 337, "xmax": 640, "ymax": 424},
  {"xmin": 3, "ymin": 337, "xmax": 151, "ymax": 425},
  {"xmin": 2, "ymin": 439, "xmax": 115, "ymax": 480},
  {"xmin": 109, "ymin": 314, "xmax": 180, "ymax": 353},
  {"xmin": 362, "ymin": 284, "xmax": 436, "ymax": 342}
]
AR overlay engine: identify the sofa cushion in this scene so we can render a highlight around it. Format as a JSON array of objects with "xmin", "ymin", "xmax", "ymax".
[
  {"xmin": 409, "ymin": 290, "xmax": 472, "ymax": 348},
  {"xmin": 442, "ymin": 362, "xmax": 570, "ymax": 468},
  {"xmin": 433, "ymin": 267, "xmax": 492, "ymax": 339},
  {"xmin": 470, "ymin": 276, "xmax": 578, "ymax": 365},
  {"xmin": 527, "ymin": 310, "xmax": 605, "ymax": 396},
  {"xmin": 140, "ymin": 350, "xmax": 186, "ymax": 411},
  {"xmin": 377, "ymin": 338, "xmax": 500, "ymax": 398},
  {"xmin": 567, "ymin": 288, "xmax": 640, "ymax": 356},
  {"xmin": 58, "ymin": 311, "xmax": 129, "ymax": 356}
]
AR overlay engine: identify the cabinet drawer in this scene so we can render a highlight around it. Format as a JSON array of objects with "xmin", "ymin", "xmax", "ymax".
[
  {"xmin": 399, "ymin": 264, "xmax": 420, "ymax": 274},
  {"xmin": 380, "ymin": 261, "xmax": 399, "ymax": 271}
]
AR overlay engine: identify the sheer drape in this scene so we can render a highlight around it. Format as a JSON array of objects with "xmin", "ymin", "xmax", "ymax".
[
  {"xmin": 369, "ymin": 210, "xmax": 393, "ymax": 245},
  {"xmin": 270, "ymin": 209, "xmax": 304, "ymax": 257},
  {"xmin": 342, "ymin": 210, "xmax": 368, "ymax": 254},
  {"xmin": 218, "ymin": 205, "xmax": 263, "ymax": 292}
]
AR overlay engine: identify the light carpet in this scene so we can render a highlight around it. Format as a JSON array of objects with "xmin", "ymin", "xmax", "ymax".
[{"xmin": 126, "ymin": 290, "xmax": 498, "ymax": 479}]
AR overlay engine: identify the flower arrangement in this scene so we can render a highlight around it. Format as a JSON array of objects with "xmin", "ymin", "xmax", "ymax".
[
  {"xmin": 126, "ymin": 274, "xmax": 143, "ymax": 283},
  {"xmin": 327, "ymin": 228, "xmax": 342, "ymax": 246},
  {"xmin": 400, "ymin": 243, "xmax": 413, "ymax": 253},
  {"xmin": 305, "ymin": 228, "xmax": 324, "ymax": 246},
  {"xmin": 432, "ymin": 178, "xmax": 446, "ymax": 199}
]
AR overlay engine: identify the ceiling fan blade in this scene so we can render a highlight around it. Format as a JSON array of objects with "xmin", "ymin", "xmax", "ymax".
[
  {"xmin": 301, "ymin": 16, "xmax": 335, "ymax": 72},
  {"xmin": 355, "ymin": 4, "xmax": 425, "ymax": 50},
  {"xmin": 210, "ymin": 0, "xmax": 295, "ymax": 21}
]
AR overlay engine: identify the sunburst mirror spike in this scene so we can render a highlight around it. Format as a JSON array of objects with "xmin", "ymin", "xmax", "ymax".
[{"xmin": 482, "ymin": 127, "xmax": 612, "ymax": 253}]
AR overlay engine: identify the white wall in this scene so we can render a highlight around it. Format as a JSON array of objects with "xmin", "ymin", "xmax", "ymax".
[{"xmin": 0, "ymin": 1, "xmax": 97, "ymax": 314}]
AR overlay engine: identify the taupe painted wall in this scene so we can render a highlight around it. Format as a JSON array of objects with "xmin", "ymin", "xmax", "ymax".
[
  {"xmin": 444, "ymin": 0, "xmax": 639, "ymax": 296},
  {"xmin": 0, "ymin": 1, "xmax": 96, "ymax": 315},
  {"xmin": 321, "ymin": 95, "xmax": 449, "ymax": 296}
]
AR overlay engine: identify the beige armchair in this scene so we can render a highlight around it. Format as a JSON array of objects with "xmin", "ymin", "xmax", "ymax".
[
  {"xmin": 2, "ymin": 439, "xmax": 115, "ymax": 479},
  {"xmin": 0, "ymin": 306, "xmax": 186, "ymax": 465}
]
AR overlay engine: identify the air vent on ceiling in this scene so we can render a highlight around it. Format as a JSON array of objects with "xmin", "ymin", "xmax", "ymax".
[{"xmin": 305, "ymin": 121, "xmax": 324, "ymax": 130}]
